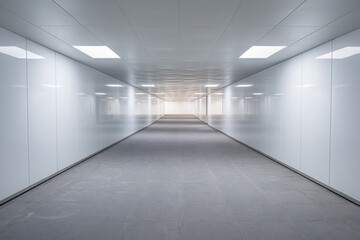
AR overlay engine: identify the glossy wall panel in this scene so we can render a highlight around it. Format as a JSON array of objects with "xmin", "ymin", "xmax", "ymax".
[
  {"xmin": 0, "ymin": 28, "xmax": 29, "ymax": 200},
  {"xmin": 0, "ymin": 26, "xmax": 164, "ymax": 202},
  {"xmin": 56, "ymin": 54, "xmax": 78, "ymax": 170},
  {"xmin": 331, "ymin": 29, "xmax": 360, "ymax": 200},
  {"xmin": 27, "ymin": 41, "xmax": 57, "ymax": 184},
  {"xmin": 194, "ymin": 96, "xmax": 207, "ymax": 122},
  {"xmin": 301, "ymin": 43, "xmax": 331, "ymax": 184},
  {"xmin": 208, "ymin": 28, "xmax": 360, "ymax": 202},
  {"xmin": 265, "ymin": 65, "xmax": 282, "ymax": 160},
  {"xmin": 281, "ymin": 56, "xmax": 302, "ymax": 169}
]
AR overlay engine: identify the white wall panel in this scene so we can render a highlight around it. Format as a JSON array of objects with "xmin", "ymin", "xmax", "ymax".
[
  {"xmin": 265, "ymin": 65, "xmax": 282, "ymax": 160},
  {"xmin": 281, "ymin": 56, "xmax": 302, "ymax": 169},
  {"xmin": 207, "ymin": 28, "xmax": 360, "ymax": 202},
  {"xmin": 301, "ymin": 43, "xmax": 332, "ymax": 184},
  {"xmin": 27, "ymin": 40, "xmax": 57, "ymax": 184},
  {"xmin": 56, "ymin": 53, "xmax": 78, "ymax": 170},
  {"xmin": 0, "ymin": 28, "xmax": 29, "ymax": 200},
  {"xmin": 0, "ymin": 26, "xmax": 164, "ymax": 202},
  {"xmin": 330, "ymin": 29, "xmax": 360, "ymax": 200},
  {"xmin": 76, "ymin": 63, "xmax": 93, "ymax": 160}
]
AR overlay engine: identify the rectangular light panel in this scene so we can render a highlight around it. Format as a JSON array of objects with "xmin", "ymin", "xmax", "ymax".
[
  {"xmin": 141, "ymin": 84, "xmax": 155, "ymax": 87},
  {"xmin": 205, "ymin": 84, "xmax": 219, "ymax": 87},
  {"xmin": 73, "ymin": 46, "xmax": 120, "ymax": 59},
  {"xmin": 239, "ymin": 46, "xmax": 286, "ymax": 59}
]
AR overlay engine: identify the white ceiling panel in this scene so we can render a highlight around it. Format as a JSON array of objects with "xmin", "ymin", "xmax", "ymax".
[
  {"xmin": 117, "ymin": 0, "xmax": 179, "ymax": 27},
  {"xmin": 217, "ymin": 25, "xmax": 274, "ymax": 46},
  {"xmin": 1, "ymin": 0, "xmax": 78, "ymax": 25},
  {"xmin": 0, "ymin": 7, "xmax": 30, "ymax": 27},
  {"xmin": 280, "ymin": 0, "xmax": 360, "ymax": 27},
  {"xmin": 180, "ymin": 0, "xmax": 241, "ymax": 26},
  {"xmin": 53, "ymin": 0, "xmax": 128, "ymax": 26},
  {"xmin": 86, "ymin": 25, "xmax": 140, "ymax": 46},
  {"xmin": 329, "ymin": 6, "xmax": 360, "ymax": 27},
  {"xmin": 1, "ymin": 0, "xmax": 360, "ymax": 101},
  {"xmin": 180, "ymin": 25, "xmax": 225, "ymax": 47},
  {"xmin": 40, "ymin": 25, "xmax": 101, "ymax": 46},
  {"xmin": 134, "ymin": 25, "xmax": 179, "ymax": 47},
  {"xmin": 257, "ymin": 26, "xmax": 321, "ymax": 46},
  {"xmin": 230, "ymin": 0, "xmax": 304, "ymax": 26}
]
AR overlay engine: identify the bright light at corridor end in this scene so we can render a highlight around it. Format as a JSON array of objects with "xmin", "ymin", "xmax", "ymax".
[
  {"xmin": 205, "ymin": 84, "xmax": 219, "ymax": 87},
  {"xmin": 239, "ymin": 46, "xmax": 286, "ymax": 59},
  {"xmin": 73, "ymin": 46, "xmax": 120, "ymax": 59},
  {"xmin": 141, "ymin": 84, "xmax": 155, "ymax": 87}
]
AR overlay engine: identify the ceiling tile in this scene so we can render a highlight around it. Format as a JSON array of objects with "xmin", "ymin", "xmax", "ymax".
[
  {"xmin": 257, "ymin": 26, "xmax": 321, "ymax": 46},
  {"xmin": 180, "ymin": 0, "xmax": 241, "ymax": 25},
  {"xmin": 217, "ymin": 25, "xmax": 274, "ymax": 46},
  {"xmin": 54, "ymin": 0, "xmax": 128, "ymax": 26},
  {"xmin": 231, "ymin": 0, "xmax": 304, "ymax": 26},
  {"xmin": 86, "ymin": 25, "xmax": 140, "ymax": 46},
  {"xmin": 117, "ymin": 0, "xmax": 179, "ymax": 27},
  {"xmin": 40, "ymin": 25, "xmax": 101, "ymax": 45},
  {"xmin": 280, "ymin": 0, "xmax": 360, "ymax": 27},
  {"xmin": 134, "ymin": 25, "xmax": 179, "ymax": 47},
  {"xmin": 180, "ymin": 25, "xmax": 225, "ymax": 47},
  {"xmin": 1, "ymin": 0, "xmax": 78, "ymax": 25}
]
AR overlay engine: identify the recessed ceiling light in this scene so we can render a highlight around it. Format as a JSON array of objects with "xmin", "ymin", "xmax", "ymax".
[
  {"xmin": 252, "ymin": 93, "xmax": 264, "ymax": 95},
  {"xmin": 316, "ymin": 47, "xmax": 360, "ymax": 59},
  {"xmin": 205, "ymin": 84, "xmax": 219, "ymax": 87},
  {"xmin": 73, "ymin": 46, "xmax": 120, "ymax": 59},
  {"xmin": 0, "ymin": 46, "xmax": 44, "ymax": 59},
  {"xmin": 236, "ymin": 84, "xmax": 253, "ymax": 88},
  {"xmin": 195, "ymin": 93, "xmax": 205, "ymax": 95},
  {"xmin": 214, "ymin": 93, "xmax": 224, "ymax": 95},
  {"xmin": 245, "ymin": 96, "xmax": 254, "ymax": 99},
  {"xmin": 135, "ymin": 93, "xmax": 145, "ymax": 95},
  {"xmin": 239, "ymin": 46, "xmax": 286, "ymax": 59},
  {"xmin": 141, "ymin": 84, "xmax": 155, "ymax": 87},
  {"xmin": 106, "ymin": 84, "xmax": 123, "ymax": 87},
  {"xmin": 95, "ymin": 92, "xmax": 106, "ymax": 95},
  {"xmin": 155, "ymin": 93, "xmax": 165, "ymax": 95}
]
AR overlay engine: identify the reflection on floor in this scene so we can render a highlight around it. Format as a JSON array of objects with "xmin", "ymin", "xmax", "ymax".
[{"xmin": 1, "ymin": 115, "xmax": 360, "ymax": 240}]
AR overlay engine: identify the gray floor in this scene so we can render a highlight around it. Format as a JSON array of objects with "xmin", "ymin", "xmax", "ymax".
[{"xmin": 1, "ymin": 115, "xmax": 360, "ymax": 240}]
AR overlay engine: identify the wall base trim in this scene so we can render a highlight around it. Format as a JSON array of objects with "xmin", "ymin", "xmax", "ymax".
[
  {"xmin": 202, "ymin": 120, "xmax": 360, "ymax": 207},
  {"xmin": 0, "ymin": 116, "xmax": 164, "ymax": 206}
]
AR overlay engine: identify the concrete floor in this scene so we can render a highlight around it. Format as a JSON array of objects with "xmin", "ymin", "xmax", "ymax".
[{"xmin": 1, "ymin": 115, "xmax": 360, "ymax": 240}]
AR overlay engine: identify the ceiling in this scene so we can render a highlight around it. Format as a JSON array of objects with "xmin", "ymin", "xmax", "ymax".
[{"xmin": 1, "ymin": 0, "xmax": 360, "ymax": 101}]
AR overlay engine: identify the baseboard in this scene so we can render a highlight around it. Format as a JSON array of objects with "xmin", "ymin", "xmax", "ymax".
[
  {"xmin": 205, "ymin": 122, "xmax": 360, "ymax": 207},
  {"xmin": 0, "ymin": 115, "xmax": 164, "ymax": 206}
]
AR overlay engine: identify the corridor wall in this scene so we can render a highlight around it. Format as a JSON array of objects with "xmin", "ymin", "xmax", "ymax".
[
  {"xmin": 208, "ymin": 28, "xmax": 360, "ymax": 202},
  {"xmin": 194, "ymin": 96, "xmax": 207, "ymax": 123},
  {"xmin": 0, "ymin": 27, "xmax": 164, "ymax": 202}
]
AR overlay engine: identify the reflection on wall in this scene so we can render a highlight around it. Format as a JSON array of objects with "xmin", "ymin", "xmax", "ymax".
[
  {"xmin": 194, "ymin": 96, "xmax": 207, "ymax": 122},
  {"xmin": 207, "ymin": 28, "xmax": 360, "ymax": 202},
  {"xmin": 0, "ymin": 27, "xmax": 165, "ymax": 202}
]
